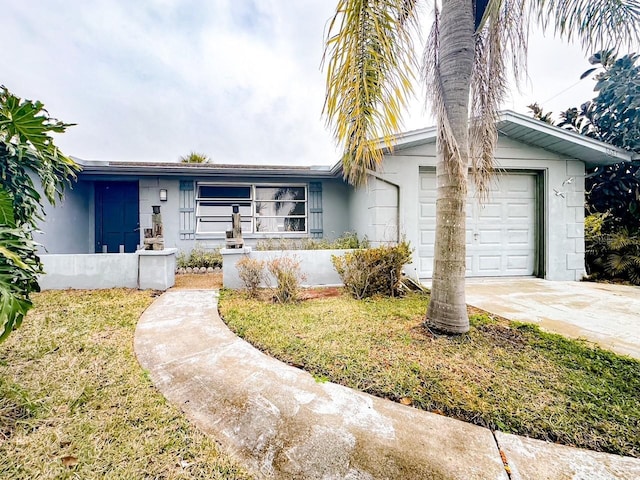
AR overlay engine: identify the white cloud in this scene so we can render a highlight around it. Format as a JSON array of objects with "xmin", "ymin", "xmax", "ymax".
[{"xmin": 2, "ymin": 2, "xmax": 632, "ymax": 167}]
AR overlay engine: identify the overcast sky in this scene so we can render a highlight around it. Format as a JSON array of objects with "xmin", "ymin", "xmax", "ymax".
[{"xmin": 1, "ymin": 1, "xmax": 620, "ymax": 166}]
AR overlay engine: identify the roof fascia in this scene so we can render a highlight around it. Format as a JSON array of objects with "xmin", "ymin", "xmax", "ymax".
[
  {"xmin": 77, "ymin": 161, "xmax": 341, "ymax": 179},
  {"xmin": 498, "ymin": 110, "xmax": 633, "ymax": 163}
]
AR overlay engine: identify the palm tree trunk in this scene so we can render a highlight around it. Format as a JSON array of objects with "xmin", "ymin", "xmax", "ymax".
[{"xmin": 426, "ymin": 0, "xmax": 475, "ymax": 334}]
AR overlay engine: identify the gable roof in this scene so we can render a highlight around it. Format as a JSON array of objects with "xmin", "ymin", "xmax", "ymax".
[{"xmin": 379, "ymin": 110, "xmax": 635, "ymax": 168}]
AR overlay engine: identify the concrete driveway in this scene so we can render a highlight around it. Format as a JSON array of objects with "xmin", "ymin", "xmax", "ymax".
[{"xmin": 465, "ymin": 278, "xmax": 640, "ymax": 360}]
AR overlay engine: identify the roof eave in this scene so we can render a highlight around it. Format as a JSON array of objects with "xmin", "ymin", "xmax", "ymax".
[
  {"xmin": 76, "ymin": 161, "xmax": 341, "ymax": 179},
  {"xmin": 498, "ymin": 110, "xmax": 634, "ymax": 166}
]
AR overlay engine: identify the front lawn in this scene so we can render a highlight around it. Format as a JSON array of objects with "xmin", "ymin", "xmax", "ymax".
[
  {"xmin": 219, "ymin": 290, "xmax": 640, "ymax": 458},
  {"xmin": 0, "ymin": 290, "xmax": 250, "ymax": 480}
]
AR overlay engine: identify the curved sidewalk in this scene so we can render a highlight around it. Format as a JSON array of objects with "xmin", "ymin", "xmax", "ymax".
[{"xmin": 134, "ymin": 290, "xmax": 640, "ymax": 480}]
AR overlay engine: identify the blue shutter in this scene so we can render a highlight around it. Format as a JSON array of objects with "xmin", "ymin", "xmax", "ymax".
[
  {"xmin": 179, "ymin": 180, "xmax": 195, "ymax": 240},
  {"xmin": 309, "ymin": 182, "xmax": 323, "ymax": 238}
]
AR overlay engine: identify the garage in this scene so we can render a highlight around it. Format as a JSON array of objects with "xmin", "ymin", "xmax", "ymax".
[{"xmin": 418, "ymin": 170, "xmax": 537, "ymax": 278}]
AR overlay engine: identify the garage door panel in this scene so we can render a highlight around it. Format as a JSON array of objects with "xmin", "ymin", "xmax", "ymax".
[
  {"xmin": 420, "ymin": 174, "xmax": 437, "ymax": 191},
  {"xmin": 478, "ymin": 230, "xmax": 502, "ymax": 245},
  {"xmin": 418, "ymin": 172, "xmax": 536, "ymax": 278},
  {"xmin": 465, "ymin": 229, "xmax": 474, "ymax": 243},
  {"xmin": 506, "ymin": 255, "xmax": 531, "ymax": 270},
  {"xmin": 478, "ymin": 255, "xmax": 502, "ymax": 273},
  {"xmin": 420, "ymin": 203, "xmax": 436, "ymax": 219},
  {"xmin": 419, "ymin": 255, "xmax": 434, "ymax": 274},
  {"xmin": 506, "ymin": 203, "xmax": 534, "ymax": 219},
  {"xmin": 466, "ymin": 255, "xmax": 473, "ymax": 275},
  {"xmin": 507, "ymin": 229, "xmax": 532, "ymax": 245},
  {"xmin": 506, "ymin": 175, "xmax": 533, "ymax": 193},
  {"xmin": 421, "ymin": 229, "xmax": 435, "ymax": 245},
  {"xmin": 477, "ymin": 204, "xmax": 502, "ymax": 219}
]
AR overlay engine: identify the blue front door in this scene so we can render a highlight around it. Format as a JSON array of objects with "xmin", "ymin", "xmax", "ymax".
[{"xmin": 95, "ymin": 182, "xmax": 139, "ymax": 253}]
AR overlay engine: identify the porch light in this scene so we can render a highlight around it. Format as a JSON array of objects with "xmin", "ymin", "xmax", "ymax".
[{"xmin": 159, "ymin": 188, "xmax": 168, "ymax": 201}]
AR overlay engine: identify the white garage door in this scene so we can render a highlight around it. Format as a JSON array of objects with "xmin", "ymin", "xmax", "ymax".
[{"xmin": 418, "ymin": 171, "xmax": 536, "ymax": 278}]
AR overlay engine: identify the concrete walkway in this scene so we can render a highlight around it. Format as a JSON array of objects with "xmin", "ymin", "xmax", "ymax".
[
  {"xmin": 135, "ymin": 290, "xmax": 640, "ymax": 479},
  {"xmin": 466, "ymin": 278, "xmax": 640, "ymax": 359}
]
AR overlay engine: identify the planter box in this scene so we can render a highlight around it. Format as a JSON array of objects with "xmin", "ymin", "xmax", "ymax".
[
  {"xmin": 138, "ymin": 248, "xmax": 177, "ymax": 290},
  {"xmin": 221, "ymin": 248, "xmax": 351, "ymax": 289},
  {"xmin": 39, "ymin": 248, "xmax": 177, "ymax": 291}
]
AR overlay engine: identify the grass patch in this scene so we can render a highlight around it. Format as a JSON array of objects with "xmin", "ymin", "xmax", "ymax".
[
  {"xmin": 219, "ymin": 290, "xmax": 640, "ymax": 458},
  {"xmin": 0, "ymin": 289, "xmax": 250, "ymax": 479}
]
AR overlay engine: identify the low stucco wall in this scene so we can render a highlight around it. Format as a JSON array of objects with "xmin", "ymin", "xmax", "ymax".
[
  {"xmin": 138, "ymin": 248, "xmax": 177, "ymax": 290},
  {"xmin": 222, "ymin": 248, "xmax": 350, "ymax": 289},
  {"xmin": 39, "ymin": 249, "xmax": 177, "ymax": 291},
  {"xmin": 39, "ymin": 253, "xmax": 139, "ymax": 290}
]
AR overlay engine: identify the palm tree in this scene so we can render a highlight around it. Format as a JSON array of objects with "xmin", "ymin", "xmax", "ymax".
[
  {"xmin": 179, "ymin": 151, "xmax": 211, "ymax": 163},
  {"xmin": 323, "ymin": 0, "xmax": 640, "ymax": 334}
]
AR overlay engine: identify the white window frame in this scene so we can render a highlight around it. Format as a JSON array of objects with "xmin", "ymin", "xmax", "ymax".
[{"xmin": 194, "ymin": 183, "xmax": 308, "ymax": 237}]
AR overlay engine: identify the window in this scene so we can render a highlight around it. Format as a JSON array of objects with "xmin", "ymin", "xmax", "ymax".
[
  {"xmin": 254, "ymin": 186, "xmax": 306, "ymax": 233},
  {"xmin": 195, "ymin": 184, "xmax": 307, "ymax": 235},
  {"xmin": 195, "ymin": 185, "xmax": 252, "ymax": 235}
]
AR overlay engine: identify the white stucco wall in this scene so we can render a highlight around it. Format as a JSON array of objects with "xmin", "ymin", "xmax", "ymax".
[
  {"xmin": 348, "ymin": 177, "xmax": 399, "ymax": 245},
  {"xmin": 37, "ymin": 179, "xmax": 94, "ymax": 254},
  {"xmin": 221, "ymin": 248, "xmax": 350, "ymax": 289},
  {"xmin": 39, "ymin": 253, "xmax": 138, "ymax": 289},
  {"xmin": 39, "ymin": 250, "xmax": 177, "ymax": 291},
  {"xmin": 365, "ymin": 135, "xmax": 586, "ymax": 281}
]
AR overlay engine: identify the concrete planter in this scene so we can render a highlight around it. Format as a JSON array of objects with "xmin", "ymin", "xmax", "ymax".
[
  {"xmin": 221, "ymin": 248, "xmax": 352, "ymax": 289},
  {"xmin": 138, "ymin": 248, "xmax": 177, "ymax": 290},
  {"xmin": 39, "ymin": 248, "xmax": 177, "ymax": 291}
]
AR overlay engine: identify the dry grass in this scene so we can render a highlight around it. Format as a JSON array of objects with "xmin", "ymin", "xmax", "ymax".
[
  {"xmin": 219, "ymin": 290, "xmax": 640, "ymax": 458},
  {"xmin": 173, "ymin": 273, "xmax": 223, "ymax": 290},
  {"xmin": 0, "ymin": 289, "xmax": 250, "ymax": 479}
]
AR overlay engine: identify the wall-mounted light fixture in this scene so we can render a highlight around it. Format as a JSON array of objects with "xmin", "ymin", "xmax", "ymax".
[{"xmin": 159, "ymin": 188, "xmax": 168, "ymax": 201}]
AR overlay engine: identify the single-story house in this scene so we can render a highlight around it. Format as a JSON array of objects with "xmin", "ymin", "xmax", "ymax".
[{"xmin": 38, "ymin": 110, "xmax": 634, "ymax": 285}]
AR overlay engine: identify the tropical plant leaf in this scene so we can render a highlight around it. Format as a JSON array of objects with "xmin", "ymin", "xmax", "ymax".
[
  {"xmin": 0, "ymin": 86, "xmax": 75, "ymax": 342},
  {"xmin": 580, "ymin": 67, "xmax": 598, "ymax": 80},
  {"xmin": 0, "ymin": 187, "xmax": 15, "ymax": 226},
  {"xmin": 0, "ymin": 282, "xmax": 31, "ymax": 342},
  {"xmin": 0, "ymin": 246, "xmax": 29, "ymax": 269},
  {"xmin": 0, "ymin": 86, "xmax": 74, "ymax": 151},
  {"xmin": 322, "ymin": 0, "xmax": 419, "ymax": 186},
  {"xmin": 534, "ymin": 0, "xmax": 640, "ymax": 51}
]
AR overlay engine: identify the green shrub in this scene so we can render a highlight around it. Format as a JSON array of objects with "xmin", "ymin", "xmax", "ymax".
[
  {"xmin": 332, "ymin": 242, "xmax": 413, "ymax": 299},
  {"xmin": 328, "ymin": 231, "xmax": 370, "ymax": 249},
  {"xmin": 584, "ymin": 212, "xmax": 608, "ymax": 237},
  {"xmin": 585, "ymin": 215, "xmax": 640, "ymax": 285},
  {"xmin": 267, "ymin": 256, "xmax": 305, "ymax": 303},
  {"xmin": 256, "ymin": 232, "xmax": 369, "ymax": 251},
  {"xmin": 176, "ymin": 246, "xmax": 222, "ymax": 269},
  {"xmin": 236, "ymin": 257, "xmax": 266, "ymax": 297}
]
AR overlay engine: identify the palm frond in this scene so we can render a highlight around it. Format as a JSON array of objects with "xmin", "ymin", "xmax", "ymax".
[
  {"xmin": 323, "ymin": 0, "xmax": 419, "ymax": 186},
  {"xmin": 534, "ymin": 0, "xmax": 640, "ymax": 51},
  {"xmin": 608, "ymin": 229, "xmax": 639, "ymax": 250},
  {"xmin": 606, "ymin": 252, "xmax": 635, "ymax": 274},
  {"xmin": 470, "ymin": 0, "xmax": 528, "ymax": 202}
]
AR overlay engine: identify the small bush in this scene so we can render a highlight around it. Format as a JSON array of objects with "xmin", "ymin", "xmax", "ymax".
[
  {"xmin": 267, "ymin": 256, "xmax": 305, "ymax": 303},
  {"xmin": 256, "ymin": 232, "xmax": 369, "ymax": 251},
  {"xmin": 236, "ymin": 257, "xmax": 266, "ymax": 298},
  {"xmin": 328, "ymin": 231, "xmax": 370, "ymax": 249},
  {"xmin": 332, "ymin": 242, "xmax": 413, "ymax": 299},
  {"xmin": 177, "ymin": 246, "xmax": 222, "ymax": 269},
  {"xmin": 586, "ymin": 220, "xmax": 640, "ymax": 285}
]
